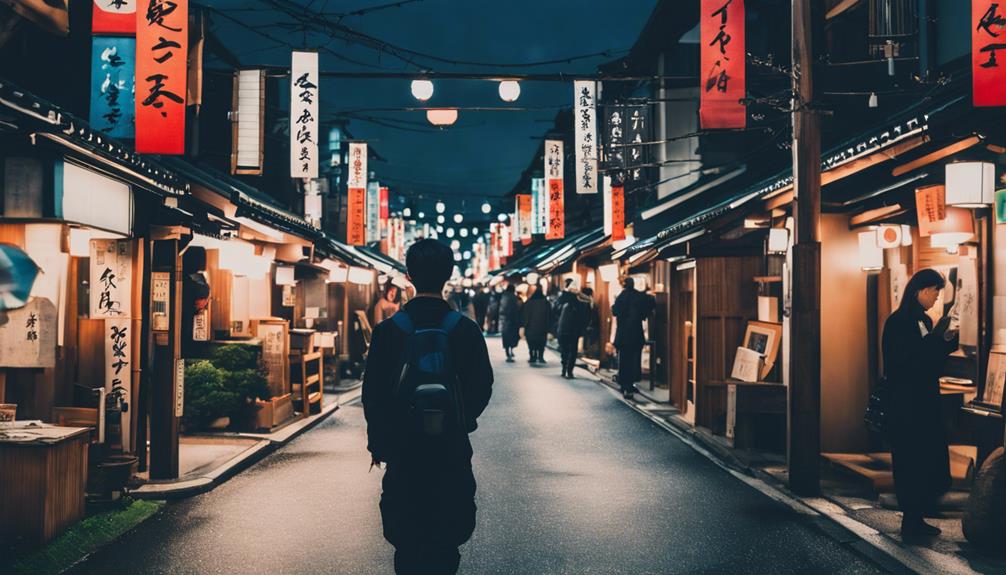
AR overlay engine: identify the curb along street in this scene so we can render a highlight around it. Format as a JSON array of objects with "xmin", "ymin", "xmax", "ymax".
[{"xmin": 564, "ymin": 348, "xmax": 977, "ymax": 575}]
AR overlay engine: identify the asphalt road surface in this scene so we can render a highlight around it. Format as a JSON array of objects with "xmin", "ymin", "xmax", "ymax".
[{"xmin": 71, "ymin": 339, "xmax": 890, "ymax": 574}]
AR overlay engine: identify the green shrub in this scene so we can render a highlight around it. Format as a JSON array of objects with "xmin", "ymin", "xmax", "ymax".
[{"xmin": 183, "ymin": 345, "xmax": 272, "ymax": 429}]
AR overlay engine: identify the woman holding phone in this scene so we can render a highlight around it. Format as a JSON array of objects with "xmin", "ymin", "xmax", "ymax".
[{"xmin": 881, "ymin": 268, "xmax": 959, "ymax": 539}]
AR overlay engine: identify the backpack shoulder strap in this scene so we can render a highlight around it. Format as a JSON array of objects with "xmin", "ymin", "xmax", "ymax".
[
  {"xmin": 440, "ymin": 310, "xmax": 463, "ymax": 333},
  {"xmin": 390, "ymin": 311, "xmax": 415, "ymax": 335}
]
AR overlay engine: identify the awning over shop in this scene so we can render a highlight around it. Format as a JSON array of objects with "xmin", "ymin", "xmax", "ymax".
[
  {"xmin": 355, "ymin": 245, "xmax": 408, "ymax": 275},
  {"xmin": 537, "ymin": 228, "xmax": 609, "ymax": 274},
  {"xmin": 322, "ymin": 238, "xmax": 406, "ymax": 276},
  {"xmin": 0, "ymin": 79, "xmax": 187, "ymax": 196},
  {"xmin": 159, "ymin": 157, "xmax": 320, "ymax": 242},
  {"xmin": 499, "ymin": 229, "xmax": 603, "ymax": 276},
  {"xmin": 629, "ymin": 92, "xmax": 972, "ymax": 257}
]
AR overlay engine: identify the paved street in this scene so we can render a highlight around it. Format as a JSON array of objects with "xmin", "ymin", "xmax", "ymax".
[{"xmin": 71, "ymin": 340, "xmax": 889, "ymax": 575}]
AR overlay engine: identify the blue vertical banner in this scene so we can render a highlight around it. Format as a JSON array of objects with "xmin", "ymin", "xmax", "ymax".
[{"xmin": 90, "ymin": 36, "xmax": 135, "ymax": 139}]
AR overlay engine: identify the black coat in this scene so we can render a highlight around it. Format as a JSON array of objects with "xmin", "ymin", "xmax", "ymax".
[
  {"xmin": 881, "ymin": 301, "xmax": 957, "ymax": 515},
  {"xmin": 612, "ymin": 287, "xmax": 656, "ymax": 348},
  {"xmin": 498, "ymin": 291, "xmax": 521, "ymax": 347},
  {"xmin": 362, "ymin": 297, "xmax": 494, "ymax": 548},
  {"xmin": 522, "ymin": 294, "xmax": 552, "ymax": 346},
  {"xmin": 554, "ymin": 291, "xmax": 586, "ymax": 339}
]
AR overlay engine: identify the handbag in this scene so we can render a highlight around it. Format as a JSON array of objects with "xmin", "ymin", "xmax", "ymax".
[{"xmin": 864, "ymin": 376, "xmax": 890, "ymax": 434}]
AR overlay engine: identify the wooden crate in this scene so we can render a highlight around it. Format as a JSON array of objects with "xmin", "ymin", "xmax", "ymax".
[{"xmin": 253, "ymin": 393, "xmax": 294, "ymax": 430}]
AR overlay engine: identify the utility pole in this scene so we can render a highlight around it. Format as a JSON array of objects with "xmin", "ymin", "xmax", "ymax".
[{"xmin": 788, "ymin": 0, "xmax": 823, "ymax": 495}]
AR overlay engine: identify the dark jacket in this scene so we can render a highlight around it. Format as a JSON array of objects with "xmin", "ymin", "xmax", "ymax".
[
  {"xmin": 612, "ymin": 287, "xmax": 656, "ymax": 348},
  {"xmin": 362, "ymin": 297, "xmax": 493, "ymax": 547},
  {"xmin": 522, "ymin": 292, "xmax": 552, "ymax": 346},
  {"xmin": 499, "ymin": 291, "xmax": 521, "ymax": 347},
  {"xmin": 882, "ymin": 301, "xmax": 957, "ymax": 515},
  {"xmin": 554, "ymin": 290, "xmax": 586, "ymax": 339}
]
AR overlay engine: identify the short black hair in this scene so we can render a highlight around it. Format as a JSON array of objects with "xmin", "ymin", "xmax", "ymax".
[
  {"xmin": 623, "ymin": 277, "xmax": 635, "ymax": 289},
  {"xmin": 406, "ymin": 239, "xmax": 454, "ymax": 293}
]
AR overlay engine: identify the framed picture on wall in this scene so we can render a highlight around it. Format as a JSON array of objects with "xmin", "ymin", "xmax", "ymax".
[
  {"xmin": 743, "ymin": 321, "xmax": 783, "ymax": 380},
  {"xmin": 981, "ymin": 352, "xmax": 1006, "ymax": 411}
]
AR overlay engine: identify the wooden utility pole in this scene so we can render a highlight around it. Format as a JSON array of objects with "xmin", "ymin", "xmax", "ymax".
[
  {"xmin": 788, "ymin": 0, "xmax": 823, "ymax": 495},
  {"xmin": 149, "ymin": 239, "xmax": 182, "ymax": 479}
]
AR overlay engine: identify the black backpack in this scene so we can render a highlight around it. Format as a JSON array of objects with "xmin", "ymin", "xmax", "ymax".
[{"xmin": 391, "ymin": 310, "xmax": 466, "ymax": 448}]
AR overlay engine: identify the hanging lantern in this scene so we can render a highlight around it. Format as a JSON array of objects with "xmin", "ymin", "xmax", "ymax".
[
  {"xmin": 876, "ymin": 225, "xmax": 903, "ymax": 249},
  {"xmin": 403, "ymin": 207, "xmax": 412, "ymax": 217},
  {"xmin": 929, "ymin": 207, "xmax": 974, "ymax": 253},
  {"xmin": 481, "ymin": 201, "xmax": 492, "ymax": 214},
  {"xmin": 945, "ymin": 162, "xmax": 995, "ymax": 208},
  {"xmin": 435, "ymin": 201, "xmax": 446, "ymax": 213},
  {"xmin": 411, "ymin": 79, "xmax": 434, "ymax": 101},
  {"xmin": 858, "ymin": 231, "xmax": 884, "ymax": 271},
  {"xmin": 417, "ymin": 211, "xmax": 425, "ymax": 219},
  {"xmin": 460, "ymin": 228, "xmax": 469, "ymax": 238},
  {"xmin": 766, "ymin": 228, "xmax": 788, "ymax": 254},
  {"xmin": 451, "ymin": 239, "xmax": 461, "ymax": 250},
  {"xmin": 426, "ymin": 108, "xmax": 458, "ymax": 126},
  {"xmin": 497, "ymin": 213, "xmax": 508, "ymax": 222},
  {"xmin": 498, "ymin": 80, "xmax": 521, "ymax": 102},
  {"xmin": 453, "ymin": 213, "xmax": 464, "ymax": 223},
  {"xmin": 437, "ymin": 214, "xmax": 446, "ymax": 224},
  {"xmin": 446, "ymin": 228, "xmax": 455, "ymax": 238}
]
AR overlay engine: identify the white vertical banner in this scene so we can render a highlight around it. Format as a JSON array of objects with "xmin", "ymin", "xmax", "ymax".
[
  {"xmin": 105, "ymin": 318, "xmax": 131, "ymax": 449},
  {"xmin": 234, "ymin": 69, "xmax": 264, "ymax": 175},
  {"xmin": 90, "ymin": 239, "xmax": 132, "ymax": 319},
  {"xmin": 290, "ymin": 51, "xmax": 319, "ymax": 179},
  {"xmin": 366, "ymin": 182, "xmax": 381, "ymax": 243},
  {"xmin": 348, "ymin": 142, "xmax": 368, "ymax": 189},
  {"xmin": 574, "ymin": 80, "xmax": 599, "ymax": 194},
  {"xmin": 603, "ymin": 175, "xmax": 613, "ymax": 235},
  {"xmin": 532, "ymin": 177, "xmax": 548, "ymax": 234}
]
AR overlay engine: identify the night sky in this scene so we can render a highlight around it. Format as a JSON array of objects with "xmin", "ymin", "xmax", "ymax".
[{"xmin": 204, "ymin": 0, "xmax": 657, "ymax": 219}]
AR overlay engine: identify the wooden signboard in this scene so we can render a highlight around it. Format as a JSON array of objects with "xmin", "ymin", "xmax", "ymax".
[
  {"xmin": 253, "ymin": 319, "xmax": 289, "ymax": 398},
  {"xmin": 0, "ymin": 298, "xmax": 57, "ymax": 368}
]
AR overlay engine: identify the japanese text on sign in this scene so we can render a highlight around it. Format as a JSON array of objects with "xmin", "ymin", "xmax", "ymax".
[
  {"xmin": 135, "ymin": 0, "xmax": 187, "ymax": 154},
  {"xmin": 291, "ymin": 51, "xmax": 319, "ymax": 178},
  {"xmin": 700, "ymin": 0, "xmax": 746, "ymax": 129},
  {"xmin": 90, "ymin": 239, "xmax": 132, "ymax": 318},
  {"xmin": 573, "ymin": 80, "xmax": 598, "ymax": 194},
  {"xmin": 974, "ymin": 0, "xmax": 1006, "ymax": 106}
]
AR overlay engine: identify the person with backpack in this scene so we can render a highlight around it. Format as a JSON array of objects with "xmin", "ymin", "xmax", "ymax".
[
  {"xmin": 363, "ymin": 239, "xmax": 494, "ymax": 575},
  {"xmin": 554, "ymin": 278, "xmax": 586, "ymax": 378}
]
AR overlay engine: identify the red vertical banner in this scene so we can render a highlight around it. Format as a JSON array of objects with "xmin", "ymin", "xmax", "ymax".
[
  {"xmin": 379, "ymin": 187, "xmax": 389, "ymax": 238},
  {"xmin": 546, "ymin": 179, "xmax": 565, "ymax": 240},
  {"xmin": 347, "ymin": 187, "xmax": 366, "ymax": 245},
  {"xmin": 611, "ymin": 185, "xmax": 625, "ymax": 241},
  {"xmin": 517, "ymin": 193, "xmax": 532, "ymax": 241},
  {"xmin": 135, "ymin": 0, "xmax": 188, "ymax": 154},
  {"xmin": 700, "ymin": 0, "xmax": 745, "ymax": 129},
  {"xmin": 489, "ymin": 223, "xmax": 500, "ymax": 270},
  {"xmin": 973, "ymin": 0, "xmax": 1006, "ymax": 106},
  {"xmin": 93, "ymin": 0, "xmax": 135, "ymax": 34}
]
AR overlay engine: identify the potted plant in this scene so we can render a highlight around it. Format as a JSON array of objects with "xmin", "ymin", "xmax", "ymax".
[{"xmin": 183, "ymin": 345, "xmax": 270, "ymax": 431}]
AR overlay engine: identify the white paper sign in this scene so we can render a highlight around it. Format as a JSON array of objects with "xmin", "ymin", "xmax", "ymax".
[
  {"xmin": 93, "ymin": 0, "xmax": 134, "ymax": 14},
  {"xmin": 151, "ymin": 271, "xmax": 170, "ymax": 331},
  {"xmin": 603, "ymin": 175, "xmax": 613, "ymax": 235},
  {"xmin": 90, "ymin": 239, "xmax": 132, "ymax": 318},
  {"xmin": 175, "ymin": 358, "xmax": 185, "ymax": 418},
  {"xmin": 532, "ymin": 177, "xmax": 547, "ymax": 234},
  {"xmin": 348, "ymin": 142, "xmax": 368, "ymax": 189},
  {"xmin": 290, "ymin": 51, "xmax": 319, "ymax": 179},
  {"xmin": 235, "ymin": 69, "xmax": 264, "ymax": 173},
  {"xmin": 105, "ymin": 318, "xmax": 131, "ymax": 449},
  {"xmin": 958, "ymin": 255, "xmax": 979, "ymax": 349},
  {"xmin": 573, "ymin": 80, "xmax": 599, "ymax": 194},
  {"xmin": 367, "ymin": 181, "xmax": 381, "ymax": 243},
  {"xmin": 0, "ymin": 298, "xmax": 56, "ymax": 368}
]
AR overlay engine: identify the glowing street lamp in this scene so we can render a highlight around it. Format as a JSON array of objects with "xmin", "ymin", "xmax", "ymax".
[
  {"xmin": 411, "ymin": 79, "xmax": 434, "ymax": 101},
  {"xmin": 498, "ymin": 80, "xmax": 521, "ymax": 102}
]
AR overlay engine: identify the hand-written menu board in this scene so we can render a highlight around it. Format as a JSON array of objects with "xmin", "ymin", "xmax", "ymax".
[
  {"xmin": 151, "ymin": 271, "xmax": 170, "ymax": 331},
  {"xmin": 257, "ymin": 322, "xmax": 287, "ymax": 397},
  {"xmin": 0, "ymin": 298, "xmax": 57, "ymax": 368},
  {"xmin": 958, "ymin": 254, "xmax": 979, "ymax": 350},
  {"xmin": 90, "ymin": 239, "xmax": 132, "ymax": 318},
  {"xmin": 105, "ymin": 317, "xmax": 132, "ymax": 449}
]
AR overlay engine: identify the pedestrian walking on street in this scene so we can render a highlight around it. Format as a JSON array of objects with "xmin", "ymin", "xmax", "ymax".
[
  {"xmin": 363, "ymin": 239, "xmax": 494, "ymax": 575},
  {"xmin": 522, "ymin": 286, "xmax": 552, "ymax": 364},
  {"xmin": 554, "ymin": 279, "xmax": 586, "ymax": 378},
  {"xmin": 881, "ymin": 268, "xmax": 958, "ymax": 541},
  {"xmin": 372, "ymin": 282, "xmax": 401, "ymax": 326},
  {"xmin": 486, "ymin": 287, "xmax": 501, "ymax": 334},
  {"xmin": 611, "ymin": 277, "xmax": 655, "ymax": 398},
  {"xmin": 580, "ymin": 286, "xmax": 600, "ymax": 358},
  {"xmin": 472, "ymin": 284, "xmax": 490, "ymax": 332},
  {"xmin": 498, "ymin": 283, "xmax": 521, "ymax": 361}
]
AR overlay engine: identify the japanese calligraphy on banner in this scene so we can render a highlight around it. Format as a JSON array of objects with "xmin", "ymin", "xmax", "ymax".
[
  {"xmin": 489, "ymin": 223, "xmax": 499, "ymax": 270},
  {"xmin": 105, "ymin": 318, "xmax": 132, "ymax": 448},
  {"xmin": 366, "ymin": 182, "xmax": 381, "ymax": 243},
  {"xmin": 135, "ymin": 0, "xmax": 187, "ymax": 154},
  {"xmin": 700, "ymin": 0, "xmax": 746, "ymax": 129},
  {"xmin": 915, "ymin": 184, "xmax": 946, "ymax": 237},
  {"xmin": 90, "ymin": 239, "xmax": 132, "ymax": 318},
  {"xmin": 517, "ymin": 194, "xmax": 532, "ymax": 240},
  {"xmin": 290, "ymin": 51, "xmax": 319, "ymax": 178},
  {"xmin": 573, "ymin": 80, "xmax": 598, "ymax": 194},
  {"xmin": 93, "ymin": 0, "xmax": 135, "ymax": 34},
  {"xmin": 379, "ymin": 187, "xmax": 389, "ymax": 238},
  {"xmin": 625, "ymin": 104, "xmax": 649, "ymax": 185},
  {"xmin": 0, "ymin": 297, "xmax": 56, "ymax": 368},
  {"xmin": 973, "ymin": 0, "xmax": 1006, "ymax": 107},
  {"xmin": 347, "ymin": 142, "xmax": 368, "ymax": 245},
  {"xmin": 545, "ymin": 140, "xmax": 565, "ymax": 239},
  {"xmin": 501, "ymin": 223, "xmax": 513, "ymax": 257},
  {"xmin": 604, "ymin": 105, "xmax": 626, "ymax": 186},
  {"xmin": 611, "ymin": 185, "xmax": 626, "ymax": 241},
  {"xmin": 531, "ymin": 177, "xmax": 546, "ymax": 235},
  {"xmin": 90, "ymin": 36, "xmax": 135, "ymax": 138}
]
